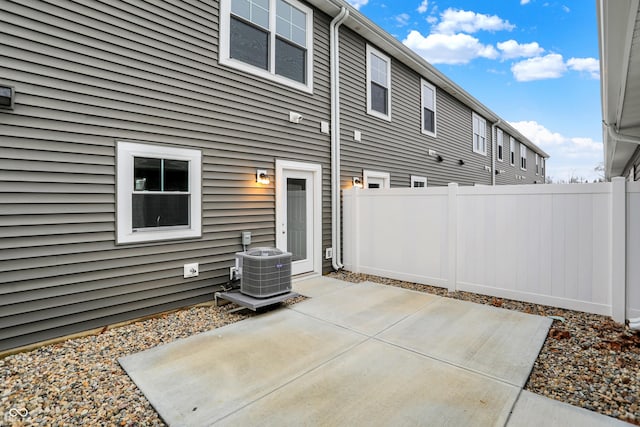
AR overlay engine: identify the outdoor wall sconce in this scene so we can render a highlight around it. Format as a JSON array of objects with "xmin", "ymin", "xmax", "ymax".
[
  {"xmin": 289, "ymin": 111, "xmax": 303, "ymax": 124},
  {"xmin": 352, "ymin": 176, "xmax": 363, "ymax": 188},
  {"xmin": 458, "ymin": 159, "xmax": 465, "ymax": 166},
  {"xmin": 256, "ymin": 169, "xmax": 270, "ymax": 185},
  {"xmin": 436, "ymin": 155, "xmax": 444, "ymax": 163}
]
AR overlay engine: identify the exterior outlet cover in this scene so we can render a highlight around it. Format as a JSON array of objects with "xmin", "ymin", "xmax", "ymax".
[
  {"xmin": 184, "ymin": 263, "xmax": 199, "ymax": 278},
  {"xmin": 320, "ymin": 121, "xmax": 330, "ymax": 134},
  {"xmin": 325, "ymin": 248, "xmax": 333, "ymax": 259},
  {"xmin": 354, "ymin": 130, "xmax": 362, "ymax": 142},
  {"xmin": 428, "ymin": 149, "xmax": 437, "ymax": 157}
]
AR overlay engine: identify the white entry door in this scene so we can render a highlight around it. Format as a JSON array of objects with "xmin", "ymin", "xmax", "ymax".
[{"xmin": 276, "ymin": 160, "xmax": 321, "ymax": 276}]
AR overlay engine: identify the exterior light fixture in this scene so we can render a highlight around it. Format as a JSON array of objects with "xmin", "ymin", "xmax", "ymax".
[
  {"xmin": 458, "ymin": 159, "xmax": 465, "ymax": 166},
  {"xmin": 352, "ymin": 177, "xmax": 363, "ymax": 188},
  {"xmin": 256, "ymin": 169, "xmax": 270, "ymax": 185},
  {"xmin": 436, "ymin": 155, "xmax": 443, "ymax": 163}
]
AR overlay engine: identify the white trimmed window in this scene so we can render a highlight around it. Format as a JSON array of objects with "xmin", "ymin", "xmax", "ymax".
[
  {"xmin": 363, "ymin": 169, "xmax": 390, "ymax": 188},
  {"xmin": 510, "ymin": 137, "xmax": 516, "ymax": 166},
  {"xmin": 116, "ymin": 142, "xmax": 202, "ymax": 244},
  {"xmin": 472, "ymin": 112, "xmax": 487, "ymax": 155},
  {"xmin": 411, "ymin": 175, "xmax": 427, "ymax": 188},
  {"xmin": 219, "ymin": 0, "xmax": 314, "ymax": 93},
  {"xmin": 541, "ymin": 157, "xmax": 545, "ymax": 177},
  {"xmin": 366, "ymin": 45, "xmax": 391, "ymax": 121},
  {"xmin": 496, "ymin": 128, "xmax": 504, "ymax": 162},
  {"xmin": 421, "ymin": 80, "xmax": 436, "ymax": 136},
  {"xmin": 535, "ymin": 153, "xmax": 539, "ymax": 175},
  {"xmin": 520, "ymin": 143, "xmax": 527, "ymax": 170}
]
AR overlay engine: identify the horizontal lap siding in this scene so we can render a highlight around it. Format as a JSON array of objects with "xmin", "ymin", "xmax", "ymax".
[
  {"xmin": 495, "ymin": 130, "xmax": 545, "ymax": 185},
  {"xmin": 0, "ymin": 0, "xmax": 332, "ymax": 351},
  {"xmin": 338, "ymin": 28, "xmax": 493, "ymax": 188}
]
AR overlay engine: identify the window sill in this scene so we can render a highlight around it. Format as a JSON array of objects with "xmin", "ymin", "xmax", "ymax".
[{"xmin": 366, "ymin": 108, "xmax": 392, "ymax": 122}]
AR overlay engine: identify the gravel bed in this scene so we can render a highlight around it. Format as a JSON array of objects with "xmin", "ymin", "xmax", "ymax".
[
  {"xmin": 0, "ymin": 303, "xmax": 255, "ymax": 426},
  {"xmin": 1, "ymin": 277, "xmax": 638, "ymax": 426},
  {"xmin": 329, "ymin": 271, "xmax": 640, "ymax": 425}
]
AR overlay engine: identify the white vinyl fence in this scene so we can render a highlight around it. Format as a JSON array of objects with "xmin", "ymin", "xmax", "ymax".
[{"xmin": 343, "ymin": 178, "xmax": 639, "ymax": 322}]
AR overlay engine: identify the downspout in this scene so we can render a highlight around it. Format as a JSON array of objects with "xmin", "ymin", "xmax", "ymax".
[
  {"xmin": 491, "ymin": 119, "xmax": 501, "ymax": 186},
  {"xmin": 330, "ymin": 7, "xmax": 349, "ymax": 271}
]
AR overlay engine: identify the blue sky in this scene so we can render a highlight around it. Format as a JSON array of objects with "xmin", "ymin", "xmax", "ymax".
[{"xmin": 346, "ymin": 0, "xmax": 603, "ymax": 182}]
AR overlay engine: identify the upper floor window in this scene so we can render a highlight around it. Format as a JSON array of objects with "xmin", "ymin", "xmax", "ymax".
[
  {"xmin": 520, "ymin": 143, "xmax": 527, "ymax": 170},
  {"xmin": 219, "ymin": 0, "xmax": 314, "ymax": 92},
  {"xmin": 535, "ymin": 153, "xmax": 539, "ymax": 175},
  {"xmin": 541, "ymin": 157, "xmax": 545, "ymax": 177},
  {"xmin": 496, "ymin": 128, "xmax": 504, "ymax": 162},
  {"xmin": 510, "ymin": 137, "xmax": 516, "ymax": 166},
  {"xmin": 366, "ymin": 45, "xmax": 391, "ymax": 121},
  {"xmin": 116, "ymin": 142, "xmax": 202, "ymax": 244},
  {"xmin": 411, "ymin": 175, "xmax": 427, "ymax": 187},
  {"xmin": 421, "ymin": 80, "xmax": 436, "ymax": 136},
  {"xmin": 472, "ymin": 112, "xmax": 486, "ymax": 155}
]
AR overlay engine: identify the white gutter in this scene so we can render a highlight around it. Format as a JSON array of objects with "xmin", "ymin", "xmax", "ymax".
[
  {"xmin": 330, "ymin": 7, "xmax": 349, "ymax": 271},
  {"xmin": 605, "ymin": 122, "xmax": 640, "ymax": 145},
  {"xmin": 491, "ymin": 119, "xmax": 501, "ymax": 186}
]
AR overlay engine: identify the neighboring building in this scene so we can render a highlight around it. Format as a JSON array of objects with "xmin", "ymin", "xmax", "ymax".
[
  {"xmin": 0, "ymin": 0, "xmax": 547, "ymax": 351},
  {"xmin": 598, "ymin": 0, "xmax": 640, "ymax": 181}
]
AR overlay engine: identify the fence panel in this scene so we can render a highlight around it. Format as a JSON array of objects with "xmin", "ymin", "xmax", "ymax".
[
  {"xmin": 343, "ymin": 181, "xmax": 634, "ymax": 319},
  {"xmin": 455, "ymin": 184, "xmax": 612, "ymax": 315},
  {"xmin": 343, "ymin": 188, "xmax": 450, "ymax": 288}
]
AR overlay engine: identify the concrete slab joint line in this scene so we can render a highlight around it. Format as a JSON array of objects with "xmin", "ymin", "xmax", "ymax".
[{"xmin": 119, "ymin": 277, "xmax": 626, "ymax": 426}]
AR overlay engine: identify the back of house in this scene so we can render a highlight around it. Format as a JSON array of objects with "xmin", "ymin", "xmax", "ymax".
[{"xmin": 0, "ymin": 0, "xmax": 547, "ymax": 352}]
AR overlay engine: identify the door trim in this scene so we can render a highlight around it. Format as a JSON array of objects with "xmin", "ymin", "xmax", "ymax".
[{"xmin": 275, "ymin": 160, "xmax": 322, "ymax": 276}]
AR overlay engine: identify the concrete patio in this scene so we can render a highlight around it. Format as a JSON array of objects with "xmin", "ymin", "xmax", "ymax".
[{"xmin": 119, "ymin": 276, "xmax": 630, "ymax": 426}]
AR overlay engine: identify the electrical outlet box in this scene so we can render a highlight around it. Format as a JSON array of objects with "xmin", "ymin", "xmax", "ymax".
[
  {"xmin": 325, "ymin": 248, "xmax": 333, "ymax": 259},
  {"xmin": 184, "ymin": 263, "xmax": 199, "ymax": 278},
  {"xmin": 230, "ymin": 266, "xmax": 239, "ymax": 280},
  {"xmin": 241, "ymin": 231, "xmax": 251, "ymax": 246},
  {"xmin": 320, "ymin": 121, "xmax": 330, "ymax": 134}
]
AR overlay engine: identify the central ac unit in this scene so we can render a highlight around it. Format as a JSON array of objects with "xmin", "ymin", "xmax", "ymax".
[{"xmin": 236, "ymin": 247, "xmax": 292, "ymax": 298}]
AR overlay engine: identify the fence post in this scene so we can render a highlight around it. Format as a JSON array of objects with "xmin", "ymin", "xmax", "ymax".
[
  {"xmin": 353, "ymin": 186, "xmax": 361, "ymax": 273},
  {"xmin": 448, "ymin": 182, "xmax": 458, "ymax": 292},
  {"xmin": 611, "ymin": 177, "xmax": 626, "ymax": 323}
]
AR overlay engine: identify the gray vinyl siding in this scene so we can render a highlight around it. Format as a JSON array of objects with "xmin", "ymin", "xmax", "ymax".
[
  {"xmin": 0, "ymin": 0, "xmax": 333, "ymax": 351},
  {"xmin": 338, "ymin": 28, "xmax": 494, "ymax": 189},
  {"xmin": 494, "ymin": 129, "xmax": 546, "ymax": 185},
  {"xmin": 624, "ymin": 146, "xmax": 640, "ymax": 181}
]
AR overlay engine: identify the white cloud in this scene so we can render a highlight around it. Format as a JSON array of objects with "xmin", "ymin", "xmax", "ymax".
[
  {"xmin": 417, "ymin": 0, "xmax": 428, "ymax": 14},
  {"xmin": 567, "ymin": 57, "xmax": 600, "ymax": 79},
  {"xmin": 497, "ymin": 40, "xmax": 544, "ymax": 59},
  {"xmin": 520, "ymin": 0, "xmax": 531, "ymax": 4},
  {"xmin": 403, "ymin": 30, "xmax": 499, "ymax": 64},
  {"xmin": 395, "ymin": 13, "xmax": 411, "ymax": 27},
  {"xmin": 346, "ymin": 0, "xmax": 368, "ymax": 10},
  {"xmin": 562, "ymin": 5, "xmax": 570, "ymax": 13},
  {"xmin": 511, "ymin": 53, "xmax": 567, "ymax": 81},
  {"xmin": 434, "ymin": 8, "xmax": 515, "ymax": 35},
  {"xmin": 510, "ymin": 120, "xmax": 603, "ymax": 181},
  {"xmin": 426, "ymin": 15, "xmax": 438, "ymax": 24}
]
